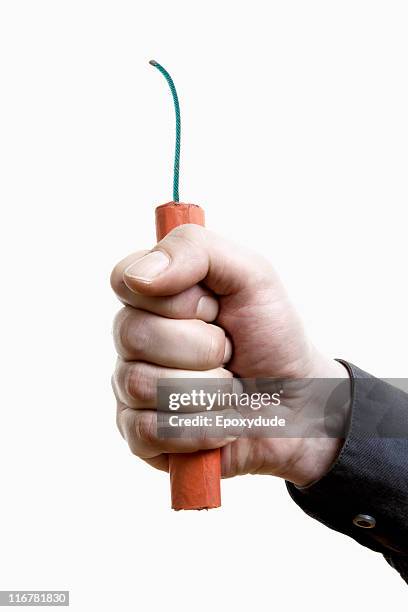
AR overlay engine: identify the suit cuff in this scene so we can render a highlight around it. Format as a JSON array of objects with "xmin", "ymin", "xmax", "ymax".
[{"xmin": 286, "ymin": 361, "xmax": 408, "ymax": 557}]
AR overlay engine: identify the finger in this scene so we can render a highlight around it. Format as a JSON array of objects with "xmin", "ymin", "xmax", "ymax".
[
  {"xmin": 122, "ymin": 225, "xmax": 277, "ymax": 297},
  {"xmin": 117, "ymin": 404, "xmax": 237, "ymax": 459},
  {"xmin": 113, "ymin": 358, "xmax": 233, "ymax": 409},
  {"xmin": 113, "ymin": 306, "xmax": 232, "ymax": 369},
  {"xmin": 143, "ymin": 455, "xmax": 169, "ymax": 473},
  {"xmin": 111, "ymin": 254, "xmax": 218, "ymax": 321}
]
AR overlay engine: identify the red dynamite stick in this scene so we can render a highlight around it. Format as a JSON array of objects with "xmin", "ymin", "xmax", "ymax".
[{"xmin": 155, "ymin": 202, "xmax": 221, "ymax": 510}]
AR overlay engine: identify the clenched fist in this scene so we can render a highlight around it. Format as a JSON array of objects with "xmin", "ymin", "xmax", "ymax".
[{"xmin": 111, "ymin": 225, "xmax": 349, "ymax": 487}]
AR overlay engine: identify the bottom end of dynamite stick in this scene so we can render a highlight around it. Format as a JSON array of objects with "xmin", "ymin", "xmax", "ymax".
[
  {"xmin": 155, "ymin": 202, "xmax": 205, "ymax": 242},
  {"xmin": 169, "ymin": 448, "xmax": 221, "ymax": 511},
  {"xmin": 172, "ymin": 504, "xmax": 220, "ymax": 512}
]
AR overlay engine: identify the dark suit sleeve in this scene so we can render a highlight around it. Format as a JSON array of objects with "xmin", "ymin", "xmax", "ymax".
[{"xmin": 286, "ymin": 361, "xmax": 408, "ymax": 584}]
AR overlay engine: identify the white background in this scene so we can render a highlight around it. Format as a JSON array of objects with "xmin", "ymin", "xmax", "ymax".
[{"xmin": 0, "ymin": 0, "xmax": 407, "ymax": 609}]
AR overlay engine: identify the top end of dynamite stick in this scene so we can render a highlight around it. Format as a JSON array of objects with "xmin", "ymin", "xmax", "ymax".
[{"xmin": 155, "ymin": 202, "xmax": 205, "ymax": 242}]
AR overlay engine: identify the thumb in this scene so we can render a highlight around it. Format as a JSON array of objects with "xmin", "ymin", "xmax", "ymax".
[{"xmin": 123, "ymin": 224, "xmax": 274, "ymax": 297}]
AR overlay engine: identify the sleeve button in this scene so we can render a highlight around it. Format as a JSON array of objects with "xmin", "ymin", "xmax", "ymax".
[{"xmin": 353, "ymin": 514, "xmax": 376, "ymax": 528}]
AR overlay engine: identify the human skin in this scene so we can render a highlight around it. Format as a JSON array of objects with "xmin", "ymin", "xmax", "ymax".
[{"xmin": 111, "ymin": 225, "xmax": 350, "ymax": 487}]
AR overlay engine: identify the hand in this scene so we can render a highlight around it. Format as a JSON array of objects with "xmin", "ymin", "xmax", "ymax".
[{"xmin": 111, "ymin": 225, "xmax": 350, "ymax": 486}]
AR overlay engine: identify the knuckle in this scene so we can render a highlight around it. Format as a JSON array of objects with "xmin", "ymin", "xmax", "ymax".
[
  {"xmin": 133, "ymin": 412, "xmax": 157, "ymax": 448},
  {"xmin": 170, "ymin": 223, "xmax": 205, "ymax": 242},
  {"xmin": 166, "ymin": 225, "xmax": 207, "ymax": 262},
  {"xmin": 113, "ymin": 307, "xmax": 129, "ymax": 353},
  {"xmin": 125, "ymin": 363, "xmax": 156, "ymax": 403},
  {"xmin": 114, "ymin": 308, "xmax": 133, "ymax": 355},
  {"xmin": 115, "ymin": 308, "xmax": 150, "ymax": 358}
]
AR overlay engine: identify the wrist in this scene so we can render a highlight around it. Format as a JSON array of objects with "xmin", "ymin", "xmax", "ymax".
[
  {"xmin": 289, "ymin": 437, "xmax": 345, "ymax": 487},
  {"xmin": 286, "ymin": 356, "xmax": 352, "ymax": 487}
]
